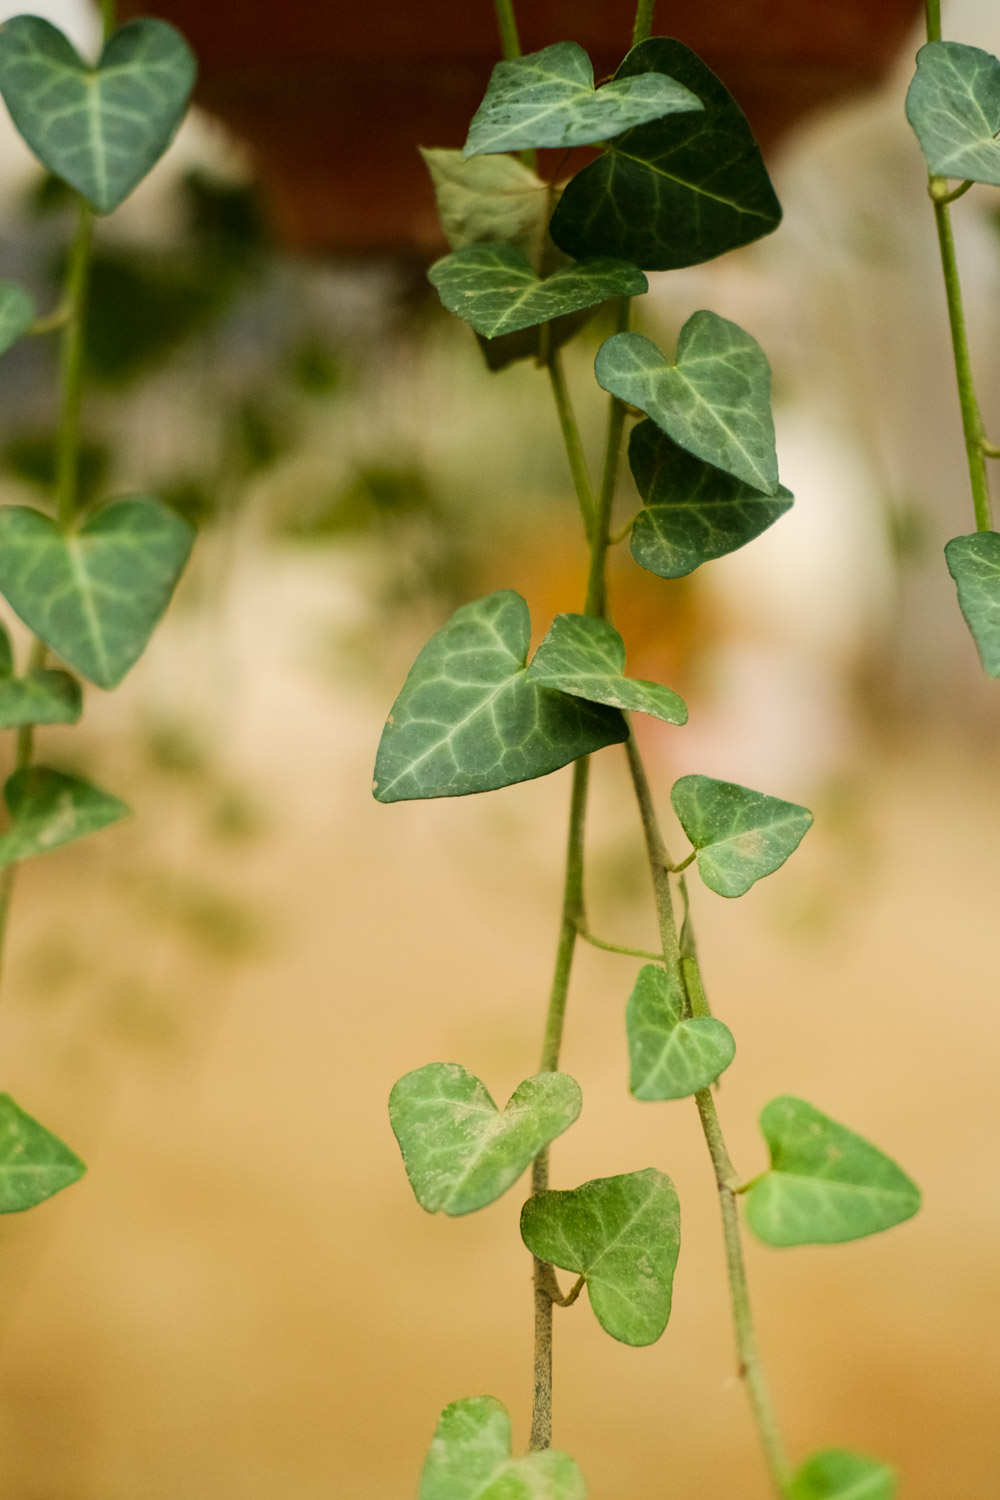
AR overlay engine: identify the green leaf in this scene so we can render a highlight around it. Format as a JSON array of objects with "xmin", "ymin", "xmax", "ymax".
[
  {"xmin": 0, "ymin": 279, "xmax": 34, "ymax": 355},
  {"xmin": 789, "ymin": 1449, "xmax": 896, "ymax": 1500},
  {"xmin": 671, "ymin": 773, "xmax": 812, "ymax": 898},
  {"xmin": 373, "ymin": 591, "xmax": 627, "ymax": 802},
  {"xmin": 626, "ymin": 963, "xmax": 734, "ymax": 1100},
  {"xmin": 520, "ymin": 1168, "xmax": 680, "ymax": 1346},
  {"xmin": 628, "ymin": 420, "xmax": 793, "ymax": 577},
  {"xmin": 0, "ymin": 669, "xmax": 81, "ymax": 728},
  {"xmin": 0, "ymin": 1094, "xmax": 85, "ymax": 1212},
  {"xmin": 389, "ymin": 1062, "xmax": 581, "ymax": 1216},
  {"xmin": 0, "ymin": 16, "xmax": 196, "ymax": 214},
  {"xmin": 420, "ymin": 148, "xmax": 551, "ymax": 260},
  {"xmin": 0, "ymin": 766, "xmax": 129, "ymax": 867},
  {"xmin": 550, "ymin": 39, "xmax": 781, "ymax": 271},
  {"xmin": 419, "ymin": 1395, "xmax": 584, "ymax": 1500},
  {"xmin": 0, "ymin": 497, "xmax": 195, "ymax": 689},
  {"xmin": 595, "ymin": 314, "xmax": 778, "ymax": 494},
  {"xmin": 427, "ymin": 244, "xmax": 647, "ymax": 339},
  {"xmin": 945, "ymin": 532, "xmax": 1000, "ymax": 677},
  {"xmin": 463, "ymin": 41, "xmax": 701, "ymax": 157},
  {"xmin": 746, "ymin": 1097, "xmax": 921, "ymax": 1248},
  {"xmin": 906, "ymin": 41, "xmax": 1000, "ymax": 186},
  {"xmin": 526, "ymin": 613, "xmax": 687, "ymax": 724}
]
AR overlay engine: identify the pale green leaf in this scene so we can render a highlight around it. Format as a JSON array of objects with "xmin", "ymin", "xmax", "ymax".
[
  {"xmin": 526, "ymin": 613, "xmax": 686, "ymax": 724},
  {"xmin": 520, "ymin": 1168, "xmax": 680, "ymax": 1346},
  {"xmin": 0, "ymin": 668, "xmax": 81, "ymax": 728},
  {"xmin": 419, "ymin": 1396, "xmax": 585, "ymax": 1500},
  {"xmin": 0, "ymin": 497, "xmax": 195, "ymax": 689},
  {"xmin": 628, "ymin": 420, "xmax": 793, "ymax": 577},
  {"xmin": 595, "ymin": 313, "xmax": 779, "ymax": 494},
  {"xmin": 746, "ymin": 1097, "xmax": 921, "ymax": 1248},
  {"xmin": 0, "ymin": 766, "xmax": 128, "ymax": 868},
  {"xmin": 671, "ymin": 774, "xmax": 812, "ymax": 898},
  {"xmin": 789, "ymin": 1449, "xmax": 896, "ymax": 1500},
  {"xmin": 373, "ymin": 591, "xmax": 627, "ymax": 802},
  {"xmin": 0, "ymin": 16, "xmax": 195, "ymax": 214},
  {"xmin": 0, "ymin": 1094, "xmax": 85, "ymax": 1212},
  {"xmin": 463, "ymin": 40, "xmax": 701, "ymax": 157},
  {"xmin": 419, "ymin": 148, "xmax": 551, "ymax": 263},
  {"xmin": 906, "ymin": 41, "xmax": 1000, "ymax": 185},
  {"xmin": 389, "ymin": 1062, "xmax": 581, "ymax": 1217},
  {"xmin": 550, "ymin": 40, "xmax": 781, "ymax": 271},
  {"xmin": 945, "ymin": 531, "xmax": 1000, "ymax": 677},
  {"xmin": 626, "ymin": 963, "xmax": 734, "ymax": 1100},
  {"xmin": 0, "ymin": 279, "xmax": 34, "ymax": 355}
]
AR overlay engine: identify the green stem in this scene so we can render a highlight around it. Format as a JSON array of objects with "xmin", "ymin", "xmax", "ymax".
[
  {"xmin": 0, "ymin": 640, "xmax": 46, "ymax": 984},
  {"xmin": 632, "ymin": 0, "xmax": 656, "ymax": 47},
  {"xmin": 101, "ymin": 0, "xmax": 118, "ymax": 36},
  {"xmin": 576, "ymin": 925, "xmax": 662, "ymax": 963},
  {"xmin": 493, "ymin": 0, "xmax": 522, "ymax": 60},
  {"xmin": 55, "ymin": 200, "xmax": 94, "ymax": 531},
  {"xmin": 547, "ymin": 351, "xmax": 595, "ymax": 540},
  {"xmin": 925, "ymin": 0, "xmax": 942, "ymax": 43},
  {"xmin": 584, "ymin": 299, "xmax": 631, "ymax": 618}
]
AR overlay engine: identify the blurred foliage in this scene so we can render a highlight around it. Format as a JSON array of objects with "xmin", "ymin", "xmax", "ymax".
[{"xmin": 1, "ymin": 431, "xmax": 110, "ymax": 508}]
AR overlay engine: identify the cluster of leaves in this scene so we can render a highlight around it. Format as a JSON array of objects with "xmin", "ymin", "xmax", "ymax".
[{"xmin": 376, "ymin": 32, "xmax": 919, "ymax": 1500}]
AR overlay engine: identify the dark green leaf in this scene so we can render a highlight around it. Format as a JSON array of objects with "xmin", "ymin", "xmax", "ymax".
[
  {"xmin": 671, "ymin": 774, "xmax": 812, "ymax": 897},
  {"xmin": 389, "ymin": 1062, "xmax": 581, "ymax": 1216},
  {"xmin": 906, "ymin": 41, "xmax": 1000, "ymax": 185},
  {"xmin": 595, "ymin": 315, "xmax": 778, "ymax": 493},
  {"xmin": 0, "ymin": 279, "xmax": 34, "ymax": 355},
  {"xmin": 0, "ymin": 766, "xmax": 129, "ymax": 868},
  {"xmin": 419, "ymin": 1396, "xmax": 584, "ymax": 1500},
  {"xmin": 550, "ymin": 39, "xmax": 781, "ymax": 270},
  {"xmin": 0, "ymin": 496, "xmax": 195, "ymax": 689},
  {"xmin": 626, "ymin": 963, "xmax": 734, "ymax": 1099},
  {"xmin": 463, "ymin": 41, "xmax": 701, "ymax": 157},
  {"xmin": 628, "ymin": 420, "xmax": 793, "ymax": 577},
  {"xmin": 0, "ymin": 621, "xmax": 11, "ymax": 676},
  {"xmin": 420, "ymin": 148, "xmax": 551, "ymax": 261},
  {"xmin": 526, "ymin": 612, "xmax": 686, "ymax": 724},
  {"xmin": 0, "ymin": 1094, "xmax": 85, "ymax": 1211},
  {"xmin": 0, "ymin": 16, "xmax": 196, "ymax": 214},
  {"xmin": 789, "ymin": 1449, "xmax": 896, "ymax": 1500},
  {"xmin": 520, "ymin": 1168, "xmax": 680, "ymax": 1346},
  {"xmin": 372, "ymin": 591, "xmax": 627, "ymax": 802},
  {"xmin": 945, "ymin": 531, "xmax": 1000, "ymax": 676},
  {"xmin": 0, "ymin": 668, "xmax": 81, "ymax": 728},
  {"xmin": 746, "ymin": 1097, "xmax": 921, "ymax": 1248}
]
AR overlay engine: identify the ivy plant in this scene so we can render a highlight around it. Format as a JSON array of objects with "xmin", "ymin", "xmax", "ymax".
[
  {"xmin": 376, "ymin": 1, "xmax": 922, "ymax": 1495},
  {"xmin": 0, "ymin": 4, "xmax": 196, "ymax": 1209}
]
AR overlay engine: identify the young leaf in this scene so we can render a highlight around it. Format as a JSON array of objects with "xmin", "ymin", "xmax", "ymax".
[
  {"xmin": 0, "ymin": 17, "xmax": 196, "ymax": 214},
  {"xmin": 550, "ymin": 39, "xmax": 782, "ymax": 271},
  {"xmin": 0, "ymin": 1094, "xmax": 85, "ymax": 1212},
  {"xmin": 372, "ymin": 591, "xmax": 627, "ymax": 802},
  {"xmin": 428, "ymin": 244, "xmax": 646, "ymax": 339},
  {"xmin": 463, "ymin": 41, "xmax": 701, "ymax": 157},
  {"xmin": 0, "ymin": 497, "xmax": 195, "ymax": 690},
  {"xmin": 0, "ymin": 280, "xmax": 34, "ymax": 356},
  {"xmin": 789, "ymin": 1448, "xmax": 896, "ymax": 1500},
  {"xmin": 526, "ymin": 613, "xmax": 687, "ymax": 724},
  {"xmin": 745, "ymin": 1097, "xmax": 921, "ymax": 1248},
  {"xmin": 595, "ymin": 313, "xmax": 779, "ymax": 494},
  {"xmin": 0, "ymin": 669, "xmax": 82, "ymax": 728},
  {"xmin": 945, "ymin": 532, "xmax": 1000, "ymax": 677},
  {"xmin": 389, "ymin": 1062, "xmax": 581, "ymax": 1217},
  {"xmin": 628, "ymin": 420, "xmax": 793, "ymax": 578},
  {"xmin": 0, "ymin": 766, "xmax": 129, "ymax": 868},
  {"xmin": 419, "ymin": 1395, "xmax": 584, "ymax": 1500},
  {"xmin": 520, "ymin": 1168, "xmax": 680, "ymax": 1346},
  {"xmin": 906, "ymin": 41, "xmax": 1000, "ymax": 186},
  {"xmin": 420, "ymin": 148, "xmax": 551, "ymax": 260},
  {"xmin": 626, "ymin": 963, "xmax": 735, "ymax": 1100},
  {"xmin": 671, "ymin": 774, "xmax": 812, "ymax": 898}
]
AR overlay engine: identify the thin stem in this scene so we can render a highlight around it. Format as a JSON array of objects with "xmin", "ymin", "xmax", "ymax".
[
  {"xmin": 547, "ymin": 351, "xmax": 595, "ymax": 540},
  {"xmin": 584, "ymin": 299, "xmax": 631, "ymax": 618},
  {"xmin": 576, "ymin": 924, "xmax": 662, "ymax": 963},
  {"xmin": 930, "ymin": 177, "xmax": 973, "ymax": 205},
  {"xmin": 632, "ymin": 0, "xmax": 656, "ymax": 47},
  {"xmin": 55, "ymin": 201, "xmax": 94, "ymax": 531},
  {"xmin": 493, "ymin": 0, "xmax": 522, "ymax": 60},
  {"xmin": 101, "ymin": 0, "xmax": 117, "ymax": 36},
  {"xmin": 0, "ymin": 642, "xmax": 46, "ymax": 982},
  {"xmin": 28, "ymin": 302, "xmax": 70, "ymax": 337},
  {"xmin": 925, "ymin": 0, "xmax": 942, "ymax": 43}
]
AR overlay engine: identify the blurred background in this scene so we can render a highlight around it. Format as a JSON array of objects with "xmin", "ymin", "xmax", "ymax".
[{"xmin": 0, "ymin": 1, "xmax": 996, "ymax": 1495}]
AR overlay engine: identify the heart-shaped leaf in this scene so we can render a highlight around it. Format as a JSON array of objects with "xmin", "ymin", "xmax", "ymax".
[
  {"xmin": 906, "ymin": 41, "xmax": 1000, "ymax": 186},
  {"xmin": 0, "ymin": 766, "xmax": 128, "ymax": 868},
  {"xmin": 373, "ymin": 591, "xmax": 627, "ymax": 803},
  {"xmin": 520, "ymin": 1168, "xmax": 680, "ymax": 1346},
  {"xmin": 0, "ymin": 497, "xmax": 195, "ymax": 690},
  {"xmin": 419, "ymin": 1396, "xmax": 584, "ymax": 1500},
  {"xmin": 595, "ymin": 314, "xmax": 779, "ymax": 494},
  {"xmin": 0, "ymin": 16, "xmax": 196, "ymax": 214},
  {"xmin": 389, "ymin": 1062, "xmax": 581, "ymax": 1217},
  {"xmin": 628, "ymin": 420, "xmax": 793, "ymax": 577},
  {"xmin": 463, "ymin": 41, "xmax": 701, "ymax": 158},
  {"xmin": 526, "ymin": 613, "xmax": 687, "ymax": 724},
  {"xmin": 428, "ymin": 244, "xmax": 647, "ymax": 339},
  {"xmin": 420, "ymin": 147, "xmax": 551, "ymax": 263},
  {"xmin": 671, "ymin": 774, "xmax": 812, "ymax": 898},
  {"xmin": 0, "ymin": 279, "xmax": 34, "ymax": 356},
  {"xmin": 626, "ymin": 963, "xmax": 735, "ymax": 1100},
  {"xmin": 550, "ymin": 40, "xmax": 781, "ymax": 271},
  {"xmin": 0, "ymin": 620, "xmax": 82, "ymax": 728},
  {"xmin": 0, "ymin": 1094, "xmax": 85, "ymax": 1212},
  {"xmin": 745, "ymin": 1097, "xmax": 921, "ymax": 1248},
  {"xmin": 945, "ymin": 532, "xmax": 1000, "ymax": 677},
  {"xmin": 789, "ymin": 1449, "xmax": 896, "ymax": 1500}
]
